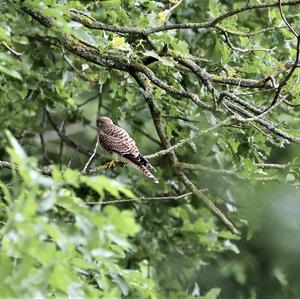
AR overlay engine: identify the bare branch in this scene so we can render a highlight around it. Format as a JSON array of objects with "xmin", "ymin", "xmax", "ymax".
[
  {"xmin": 216, "ymin": 25, "xmax": 284, "ymax": 37},
  {"xmin": 255, "ymin": 163, "xmax": 292, "ymax": 169},
  {"xmin": 84, "ymin": 192, "xmax": 193, "ymax": 205},
  {"xmin": 278, "ymin": 0, "xmax": 299, "ymax": 37},
  {"xmin": 45, "ymin": 109, "xmax": 98, "ymax": 158},
  {"xmin": 220, "ymin": 93, "xmax": 300, "ymax": 143},
  {"xmin": 178, "ymin": 162, "xmax": 280, "ymax": 182},
  {"xmin": 0, "ymin": 41, "xmax": 22, "ymax": 58},
  {"xmin": 145, "ymin": 117, "xmax": 234, "ymax": 160},
  {"xmin": 222, "ymin": 30, "xmax": 276, "ymax": 53},
  {"xmin": 62, "ymin": 47, "xmax": 98, "ymax": 83},
  {"xmin": 81, "ymin": 135, "xmax": 100, "ymax": 174},
  {"xmin": 0, "ymin": 161, "xmax": 18, "ymax": 171},
  {"xmin": 168, "ymin": 50, "xmax": 274, "ymax": 89}
]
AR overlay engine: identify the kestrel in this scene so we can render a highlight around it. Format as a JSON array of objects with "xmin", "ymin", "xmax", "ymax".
[{"xmin": 97, "ymin": 116, "xmax": 159, "ymax": 183}]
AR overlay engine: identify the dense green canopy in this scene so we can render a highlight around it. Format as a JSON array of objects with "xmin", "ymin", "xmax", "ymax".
[{"xmin": 1, "ymin": 0, "xmax": 300, "ymax": 298}]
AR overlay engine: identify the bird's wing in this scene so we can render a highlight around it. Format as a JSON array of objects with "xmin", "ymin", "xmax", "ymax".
[
  {"xmin": 110, "ymin": 127, "xmax": 156, "ymax": 170},
  {"xmin": 102, "ymin": 126, "xmax": 139, "ymax": 157}
]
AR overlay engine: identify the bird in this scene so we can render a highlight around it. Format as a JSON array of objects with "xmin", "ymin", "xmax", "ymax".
[{"xmin": 96, "ymin": 116, "xmax": 159, "ymax": 184}]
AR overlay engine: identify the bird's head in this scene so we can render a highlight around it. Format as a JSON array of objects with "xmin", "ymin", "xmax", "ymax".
[{"xmin": 96, "ymin": 116, "xmax": 113, "ymax": 129}]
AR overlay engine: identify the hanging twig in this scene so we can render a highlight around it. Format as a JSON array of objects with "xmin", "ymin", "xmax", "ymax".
[{"xmin": 81, "ymin": 134, "xmax": 100, "ymax": 174}]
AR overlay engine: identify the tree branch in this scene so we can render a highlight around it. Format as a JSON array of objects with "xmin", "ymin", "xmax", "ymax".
[
  {"xmin": 61, "ymin": 47, "xmax": 98, "ymax": 83},
  {"xmin": 69, "ymin": 1, "xmax": 300, "ymax": 35},
  {"xmin": 261, "ymin": 0, "xmax": 300, "ymax": 112},
  {"xmin": 145, "ymin": 117, "xmax": 234, "ymax": 159},
  {"xmin": 45, "ymin": 109, "xmax": 98, "ymax": 158},
  {"xmin": 0, "ymin": 41, "xmax": 22, "ymax": 58},
  {"xmin": 84, "ymin": 192, "xmax": 194, "ymax": 205},
  {"xmin": 132, "ymin": 72, "xmax": 240, "ymax": 235},
  {"xmin": 24, "ymin": 6, "xmax": 212, "ymax": 110},
  {"xmin": 278, "ymin": 0, "xmax": 298, "ymax": 37},
  {"xmin": 81, "ymin": 135, "xmax": 100, "ymax": 174},
  {"xmin": 0, "ymin": 160, "xmax": 52, "ymax": 176},
  {"xmin": 178, "ymin": 163, "xmax": 280, "ymax": 182},
  {"xmin": 221, "ymin": 30, "xmax": 276, "ymax": 53},
  {"xmin": 221, "ymin": 93, "xmax": 300, "ymax": 143}
]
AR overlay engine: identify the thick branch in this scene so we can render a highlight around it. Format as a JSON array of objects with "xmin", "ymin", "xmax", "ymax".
[{"xmin": 23, "ymin": 6, "xmax": 212, "ymax": 110}]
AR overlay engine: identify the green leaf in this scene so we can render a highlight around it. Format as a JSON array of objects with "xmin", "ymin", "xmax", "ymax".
[
  {"xmin": 101, "ymin": 0, "xmax": 121, "ymax": 8},
  {"xmin": 0, "ymin": 28, "xmax": 10, "ymax": 41},
  {"xmin": 50, "ymin": 263, "xmax": 78, "ymax": 293},
  {"xmin": 199, "ymin": 288, "xmax": 221, "ymax": 299},
  {"xmin": 171, "ymin": 40, "xmax": 189, "ymax": 55},
  {"xmin": 218, "ymin": 231, "xmax": 241, "ymax": 241},
  {"xmin": 273, "ymin": 267, "xmax": 288, "ymax": 286},
  {"xmin": 209, "ymin": 0, "xmax": 220, "ymax": 16},
  {"xmin": 0, "ymin": 65, "xmax": 22, "ymax": 80}
]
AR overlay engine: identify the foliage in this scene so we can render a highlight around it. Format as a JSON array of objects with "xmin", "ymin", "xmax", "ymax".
[{"xmin": 1, "ymin": 0, "xmax": 300, "ymax": 298}]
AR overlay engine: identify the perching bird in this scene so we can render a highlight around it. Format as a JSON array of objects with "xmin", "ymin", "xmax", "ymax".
[{"xmin": 97, "ymin": 116, "xmax": 159, "ymax": 183}]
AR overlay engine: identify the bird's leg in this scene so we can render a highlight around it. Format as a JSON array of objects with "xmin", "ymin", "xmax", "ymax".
[{"xmin": 105, "ymin": 160, "xmax": 116, "ymax": 169}]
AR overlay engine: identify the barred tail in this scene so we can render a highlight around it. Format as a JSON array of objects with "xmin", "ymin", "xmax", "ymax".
[
  {"xmin": 119, "ymin": 153, "xmax": 159, "ymax": 183},
  {"xmin": 129, "ymin": 162, "xmax": 159, "ymax": 183},
  {"xmin": 146, "ymin": 161, "xmax": 157, "ymax": 172},
  {"xmin": 139, "ymin": 165, "xmax": 159, "ymax": 184}
]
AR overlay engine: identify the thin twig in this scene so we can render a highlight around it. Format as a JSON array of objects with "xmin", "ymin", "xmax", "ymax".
[
  {"xmin": 261, "ymin": 0, "xmax": 300, "ymax": 112},
  {"xmin": 216, "ymin": 25, "xmax": 284, "ymax": 37},
  {"xmin": 62, "ymin": 46, "xmax": 98, "ymax": 83},
  {"xmin": 222, "ymin": 30, "xmax": 276, "ymax": 53},
  {"xmin": 0, "ymin": 41, "xmax": 22, "ymax": 58},
  {"xmin": 45, "ymin": 109, "xmax": 99, "ymax": 158},
  {"xmin": 78, "ymin": 92, "xmax": 101, "ymax": 108},
  {"xmin": 178, "ymin": 162, "xmax": 281, "ymax": 182},
  {"xmin": 67, "ymin": 146, "xmax": 79, "ymax": 168},
  {"xmin": 84, "ymin": 192, "xmax": 193, "ymax": 205},
  {"xmin": 58, "ymin": 120, "xmax": 65, "ymax": 170},
  {"xmin": 133, "ymin": 123, "xmax": 162, "ymax": 146},
  {"xmin": 81, "ymin": 135, "xmax": 100, "ymax": 173},
  {"xmin": 278, "ymin": 0, "xmax": 298, "ymax": 37},
  {"xmin": 145, "ymin": 117, "xmax": 235, "ymax": 159}
]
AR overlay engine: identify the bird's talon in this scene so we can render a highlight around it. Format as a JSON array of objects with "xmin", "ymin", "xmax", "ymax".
[{"xmin": 106, "ymin": 160, "xmax": 116, "ymax": 169}]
